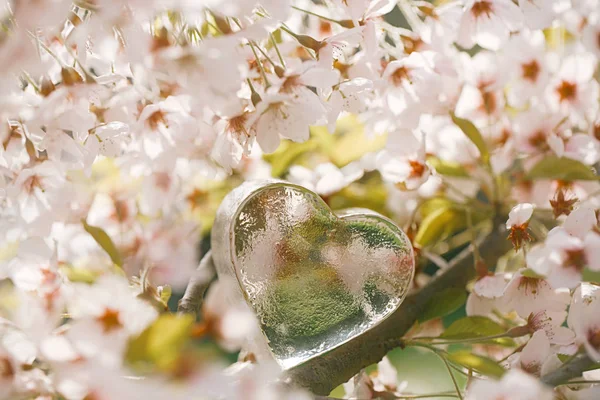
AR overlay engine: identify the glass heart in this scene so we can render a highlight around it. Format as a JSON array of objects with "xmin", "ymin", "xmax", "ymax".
[{"xmin": 212, "ymin": 181, "xmax": 414, "ymax": 370}]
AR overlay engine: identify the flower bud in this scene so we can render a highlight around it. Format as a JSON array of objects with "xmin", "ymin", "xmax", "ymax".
[
  {"xmin": 295, "ymin": 34, "xmax": 323, "ymax": 52},
  {"xmin": 39, "ymin": 76, "xmax": 56, "ymax": 97},
  {"xmin": 61, "ymin": 67, "xmax": 84, "ymax": 86}
]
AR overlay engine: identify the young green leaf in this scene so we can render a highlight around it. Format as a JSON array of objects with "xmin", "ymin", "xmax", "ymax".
[
  {"xmin": 126, "ymin": 314, "xmax": 194, "ymax": 371},
  {"xmin": 427, "ymin": 156, "xmax": 470, "ymax": 178},
  {"xmin": 82, "ymin": 220, "xmax": 123, "ymax": 267},
  {"xmin": 418, "ymin": 288, "xmax": 467, "ymax": 323},
  {"xmin": 447, "ymin": 351, "xmax": 505, "ymax": 378},
  {"xmin": 441, "ymin": 316, "xmax": 505, "ymax": 339},
  {"xmin": 583, "ymin": 268, "xmax": 600, "ymax": 283},
  {"xmin": 414, "ymin": 205, "xmax": 464, "ymax": 247},
  {"xmin": 450, "ymin": 112, "xmax": 489, "ymax": 163},
  {"xmin": 526, "ymin": 156, "xmax": 598, "ymax": 181}
]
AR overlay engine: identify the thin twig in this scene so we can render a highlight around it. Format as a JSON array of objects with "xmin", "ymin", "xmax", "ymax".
[
  {"xmin": 541, "ymin": 353, "xmax": 597, "ymax": 387},
  {"xmin": 291, "ymin": 5, "xmax": 340, "ymax": 24},
  {"xmin": 442, "ymin": 357, "xmax": 464, "ymax": 400},
  {"xmin": 252, "ymin": 41, "xmax": 279, "ymax": 69},
  {"xmin": 397, "ymin": 0, "xmax": 425, "ymax": 34},
  {"xmin": 248, "ymin": 41, "xmax": 270, "ymax": 87},
  {"xmin": 397, "ymin": 393, "xmax": 459, "ymax": 399},
  {"xmin": 178, "ymin": 250, "xmax": 217, "ymax": 316},
  {"xmin": 270, "ymin": 32, "xmax": 286, "ymax": 67}
]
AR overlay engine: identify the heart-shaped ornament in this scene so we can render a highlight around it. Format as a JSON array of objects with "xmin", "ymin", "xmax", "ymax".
[{"xmin": 212, "ymin": 180, "xmax": 414, "ymax": 370}]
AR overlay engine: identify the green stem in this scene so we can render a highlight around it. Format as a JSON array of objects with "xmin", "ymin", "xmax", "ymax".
[
  {"xmin": 270, "ymin": 32, "xmax": 286, "ymax": 67},
  {"xmin": 397, "ymin": 393, "xmax": 460, "ymax": 399},
  {"xmin": 27, "ymin": 31, "xmax": 63, "ymax": 65},
  {"xmin": 447, "ymin": 362, "xmax": 470, "ymax": 377},
  {"xmin": 397, "ymin": 0, "xmax": 424, "ymax": 33},
  {"xmin": 248, "ymin": 41, "xmax": 270, "ymax": 87},
  {"xmin": 442, "ymin": 357, "xmax": 464, "ymax": 400},
  {"xmin": 466, "ymin": 209, "xmax": 481, "ymax": 269},
  {"xmin": 556, "ymin": 380, "xmax": 600, "ymax": 385},
  {"xmin": 252, "ymin": 41, "xmax": 278, "ymax": 69},
  {"xmin": 21, "ymin": 70, "xmax": 40, "ymax": 93},
  {"xmin": 412, "ymin": 332, "xmax": 513, "ymax": 345},
  {"xmin": 291, "ymin": 5, "xmax": 340, "ymax": 24},
  {"xmin": 279, "ymin": 24, "xmax": 298, "ymax": 39},
  {"xmin": 406, "ymin": 342, "xmax": 464, "ymax": 400}
]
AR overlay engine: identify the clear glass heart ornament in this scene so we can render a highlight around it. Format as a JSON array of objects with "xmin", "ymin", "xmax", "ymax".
[{"xmin": 211, "ymin": 180, "xmax": 415, "ymax": 370}]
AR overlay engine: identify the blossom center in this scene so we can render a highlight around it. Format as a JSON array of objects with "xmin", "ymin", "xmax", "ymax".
[
  {"xmin": 408, "ymin": 159, "xmax": 426, "ymax": 178},
  {"xmin": 521, "ymin": 60, "xmax": 540, "ymax": 82},
  {"xmin": 549, "ymin": 188, "xmax": 578, "ymax": 218},
  {"xmin": 23, "ymin": 174, "xmax": 43, "ymax": 195},
  {"xmin": 227, "ymin": 114, "xmax": 250, "ymax": 137},
  {"xmin": 471, "ymin": 1, "xmax": 494, "ymax": 18},
  {"xmin": 564, "ymin": 248, "xmax": 586, "ymax": 271},
  {"xmin": 97, "ymin": 308, "xmax": 123, "ymax": 333},
  {"xmin": 400, "ymin": 35, "xmax": 423, "ymax": 55},
  {"xmin": 147, "ymin": 110, "xmax": 167, "ymax": 130},
  {"xmin": 556, "ymin": 80, "xmax": 577, "ymax": 102},
  {"xmin": 508, "ymin": 223, "xmax": 532, "ymax": 251},
  {"xmin": 111, "ymin": 199, "xmax": 131, "ymax": 223},
  {"xmin": 0, "ymin": 357, "xmax": 14, "ymax": 379},
  {"xmin": 319, "ymin": 20, "xmax": 332, "ymax": 36},
  {"xmin": 479, "ymin": 90, "xmax": 497, "ymax": 115},
  {"xmin": 154, "ymin": 172, "xmax": 171, "ymax": 191},
  {"xmin": 589, "ymin": 329, "xmax": 600, "ymax": 349},
  {"xmin": 186, "ymin": 188, "xmax": 207, "ymax": 210},
  {"xmin": 527, "ymin": 131, "xmax": 549, "ymax": 151},
  {"xmin": 391, "ymin": 66, "xmax": 411, "ymax": 86},
  {"xmin": 517, "ymin": 276, "xmax": 540, "ymax": 294},
  {"xmin": 280, "ymin": 75, "xmax": 302, "ymax": 93},
  {"xmin": 593, "ymin": 122, "xmax": 600, "ymax": 141}
]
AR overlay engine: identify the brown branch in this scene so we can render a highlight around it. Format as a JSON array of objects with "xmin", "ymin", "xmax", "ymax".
[
  {"xmin": 178, "ymin": 250, "xmax": 216, "ymax": 316},
  {"xmin": 541, "ymin": 353, "xmax": 597, "ymax": 387},
  {"xmin": 287, "ymin": 222, "xmax": 510, "ymax": 395}
]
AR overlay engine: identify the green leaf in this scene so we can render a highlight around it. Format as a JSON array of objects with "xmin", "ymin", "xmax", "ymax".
[
  {"xmin": 60, "ymin": 266, "xmax": 100, "ymax": 284},
  {"xmin": 263, "ymin": 139, "xmax": 318, "ymax": 177},
  {"xmin": 126, "ymin": 314, "xmax": 194, "ymax": 371},
  {"xmin": 414, "ymin": 205, "xmax": 464, "ymax": 247},
  {"xmin": 521, "ymin": 268, "xmax": 544, "ymax": 279},
  {"xmin": 419, "ymin": 288, "xmax": 467, "ymax": 323},
  {"xmin": 450, "ymin": 112, "xmax": 489, "ymax": 163},
  {"xmin": 324, "ymin": 116, "xmax": 386, "ymax": 166},
  {"xmin": 557, "ymin": 353, "xmax": 572, "ymax": 363},
  {"xmin": 441, "ymin": 316, "xmax": 504, "ymax": 340},
  {"xmin": 583, "ymin": 268, "xmax": 600, "ymax": 283},
  {"xmin": 427, "ymin": 156, "xmax": 469, "ymax": 178},
  {"xmin": 159, "ymin": 285, "xmax": 172, "ymax": 305},
  {"xmin": 447, "ymin": 351, "xmax": 505, "ymax": 378},
  {"xmin": 82, "ymin": 220, "xmax": 123, "ymax": 267},
  {"xmin": 526, "ymin": 156, "xmax": 598, "ymax": 181}
]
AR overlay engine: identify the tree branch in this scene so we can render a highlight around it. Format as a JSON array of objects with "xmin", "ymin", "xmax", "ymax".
[
  {"xmin": 287, "ymin": 222, "xmax": 510, "ymax": 395},
  {"xmin": 541, "ymin": 353, "xmax": 597, "ymax": 387},
  {"xmin": 178, "ymin": 250, "xmax": 216, "ymax": 316}
]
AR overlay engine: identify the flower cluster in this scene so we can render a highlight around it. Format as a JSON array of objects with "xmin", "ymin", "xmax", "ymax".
[{"xmin": 1, "ymin": 0, "xmax": 600, "ymax": 398}]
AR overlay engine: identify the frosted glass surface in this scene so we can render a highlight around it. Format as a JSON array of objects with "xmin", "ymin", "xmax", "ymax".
[{"xmin": 231, "ymin": 184, "xmax": 414, "ymax": 369}]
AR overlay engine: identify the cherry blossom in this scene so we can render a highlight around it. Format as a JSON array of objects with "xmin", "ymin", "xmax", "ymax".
[
  {"xmin": 527, "ymin": 206, "xmax": 600, "ymax": 288},
  {"xmin": 1, "ymin": 0, "xmax": 600, "ymax": 397},
  {"xmin": 511, "ymin": 330, "xmax": 561, "ymax": 376},
  {"xmin": 506, "ymin": 203, "xmax": 534, "ymax": 251},
  {"xmin": 518, "ymin": 0, "xmax": 570, "ymax": 30},
  {"xmin": 546, "ymin": 52, "xmax": 599, "ymax": 124},
  {"xmin": 568, "ymin": 283, "xmax": 600, "ymax": 361},
  {"xmin": 457, "ymin": 0, "xmax": 523, "ymax": 51}
]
